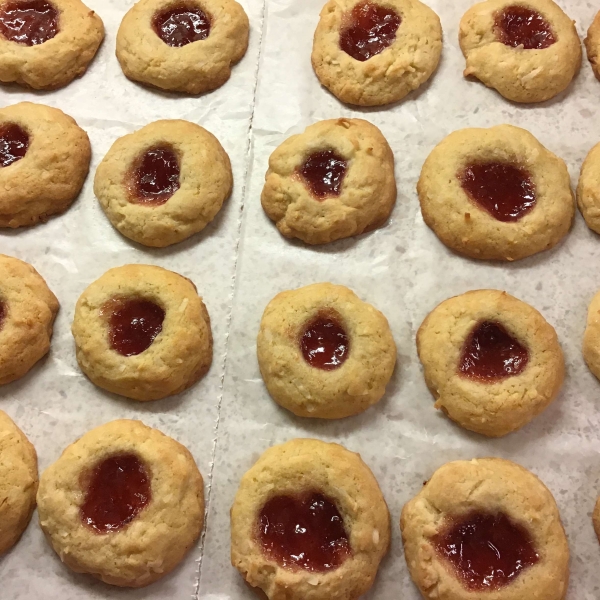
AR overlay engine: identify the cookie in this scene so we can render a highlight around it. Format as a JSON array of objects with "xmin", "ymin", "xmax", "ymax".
[
  {"xmin": 417, "ymin": 290, "xmax": 564, "ymax": 437},
  {"xmin": 231, "ymin": 438, "xmax": 390, "ymax": 600},
  {"xmin": 577, "ymin": 142, "xmax": 600, "ymax": 235},
  {"xmin": 94, "ymin": 119, "xmax": 232, "ymax": 248},
  {"xmin": 116, "ymin": 0, "xmax": 249, "ymax": 94},
  {"xmin": 0, "ymin": 102, "xmax": 91, "ymax": 228},
  {"xmin": 71, "ymin": 264, "xmax": 212, "ymax": 401},
  {"xmin": 459, "ymin": 0, "xmax": 581, "ymax": 103},
  {"xmin": 581, "ymin": 290, "xmax": 600, "ymax": 384},
  {"xmin": 0, "ymin": 0, "xmax": 103, "ymax": 90},
  {"xmin": 312, "ymin": 0, "xmax": 442, "ymax": 106},
  {"xmin": 257, "ymin": 282, "xmax": 396, "ymax": 419},
  {"xmin": 0, "ymin": 410, "xmax": 38, "ymax": 555},
  {"xmin": 585, "ymin": 11, "xmax": 600, "ymax": 81},
  {"xmin": 0, "ymin": 254, "xmax": 59, "ymax": 385},
  {"xmin": 418, "ymin": 124, "xmax": 574, "ymax": 261},
  {"xmin": 593, "ymin": 495, "xmax": 600, "ymax": 545},
  {"xmin": 261, "ymin": 118, "xmax": 396, "ymax": 245},
  {"xmin": 37, "ymin": 419, "xmax": 204, "ymax": 587},
  {"xmin": 401, "ymin": 458, "xmax": 569, "ymax": 600}
]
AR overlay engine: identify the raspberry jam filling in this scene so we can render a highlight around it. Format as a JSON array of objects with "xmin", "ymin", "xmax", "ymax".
[
  {"xmin": 258, "ymin": 491, "xmax": 351, "ymax": 572},
  {"xmin": 300, "ymin": 311, "xmax": 349, "ymax": 371},
  {"xmin": 459, "ymin": 162, "xmax": 536, "ymax": 222},
  {"xmin": 128, "ymin": 145, "xmax": 180, "ymax": 206},
  {"xmin": 152, "ymin": 4, "xmax": 210, "ymax": 47},
  {"xmin": 432, "ymin": 511, "xmax": 539, "ymax": 590},
  {"xmin": 0, "ymin": 123, "xmax": 29, "ymax": 167},
  {"xmin": 339, "ymin": 1, "xmax": 401, "ymax": 62},
  {"xmin": 0, "ymin": 0, "xmax": 58, "ymax": 46},
  {"xmin": 0, "ymin": 301, "xmax": 5, "ymax": 331},
  {"xmin": 495, "ymin": 6, "xmax": 555, "ymax": 50},
  {"xmin": 298, "ymin": 150, "xmax": 347, "ymax": 200},
  {"xmin": 80, "ymin": 453, "xmax": 151, "ymax": 533},
  {"xmin": 459, "ymin": 320, "xmax": 529, "ymax": 382}
]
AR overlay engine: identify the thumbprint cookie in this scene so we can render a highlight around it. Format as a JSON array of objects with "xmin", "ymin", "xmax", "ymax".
[
  {"xmin": 586, "ymin": 11, "xmax": 600, "ymax": 81},
  {"xmin": 577, "ymin": 142, "xmax": 600, "ymax": 235},
  {"xmin": 582, "ymin": 290, "xmax": 600, "ymax": 383}
]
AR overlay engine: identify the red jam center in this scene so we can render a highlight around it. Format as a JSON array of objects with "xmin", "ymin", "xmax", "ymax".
[
  {"xmin": 495, "ymin": 6, "xmax": 555, "ymax": 50},
  {"xmin": 299, "ymin": 150, "xmax": 347, "ymax": 200},
  {"xmin": 80, "ymin": 453, "xmax": 151, "ymax": 534},
  {"xmin": 103, "ymin": 298, "xmax": 165, "ymax": 357},
  {"xmin": 0, "ymin": 123, "xmax": 28, "ymax": 167},
  {"xmin": 258, "ymin": 491, "xmax": 351, "ymax": 572},
  {"xmin": 129, "ymin": 145, "xmax": 180, "ymax": 206},
  {"xmin": 432, "ymin": 511, "xmax": 539, "ymax": 590},
  {"xmin": 340, "ymin": 1, "xmax": 401, "ymax": 62},
  {"xmin": 0, "ymin": 301, "xmax": 5, "ymax": 331},
  {"xmin": 152, "ymin": 5, "xmax": 210, "ymax": 47},
  {"xmin": 459, "ymin": 320, "xmax": 528, "ymax": 382},
  {"xmin": 0, "ymin": 0, "xmax": 58, "ymax": 46},
  {"xmin": 300, "ymin": 311, "xmax": 349, "ymax": 371},
  {"xmin": 459, "ymin": 162, "xmax": 536, "ymax": 222}
]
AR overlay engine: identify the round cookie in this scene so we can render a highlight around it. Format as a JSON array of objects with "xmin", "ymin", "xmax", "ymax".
[
  {"xmin": 71, "ymin": 264, "xmax": 213, "ymax": 401},
  {"xmin": 257, "ymin": 282, "xmax": 396, "ymax": 419},
  {"xmin": 231, "ymin": 438, "xmax": 390, "ymax": 600},
  {"xmin": 0, "ymin": 254, "xmax": 59, "ymax": 385},
  {"xmin": 416, "ymin": 290, "xmax": 564, "ymax": 437},
  {"xmin": 401, "ymin": 458, "xmax": 569, "ymax": 600},
  {"xmin": 459, "ymin": 0, "xmax": 581, "ymax": 103},
  {"xmin": 585, "ymin": 11, "xmax": 600, "ymax": 81},
  {"xmin": 311, "ymin": 0, "xmax": 442, "ymax": 106},
  {"xmin": 417, "ymin": 124, "xmax": 574, "ymax": 261},
  {"xmin": 94, "ymin": 119, "xmax": 232, "ymax": 248},
  {"xmin": 581, "ymin": 290, "xmax": 600, "ymax": 383},
  {"xmin": 593, "ymin": 495, "xmax": 600, "ymax": 544},
  {"xmin": 0, "ymin": 102, "xmax": 91, "ymax": 228},
  {"xmin": 577, "ymin": 142, "xmax": 600, "ymax": 235},
  {"xmin": 261, "ymin": 118, "xmax": 396, "ymax": 245},
  {"xmin": 0, "ymin": 0, "xmax": 104, "ymax": 90},
  {"xmin": 116, "ymin": 0, "xmax": 249, "ymax": 94},
  {"xmin": 37, "ymin": 419, "xmax": 204, "ymax": 587},
  {"xmin": 0, "ymin": 410, "xmax": 38, "ymax": 555}
]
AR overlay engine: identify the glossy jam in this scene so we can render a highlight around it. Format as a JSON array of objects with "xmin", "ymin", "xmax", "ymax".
[
  {"xmin": 0, "ymin": 0, "xmax": 58, "ymax": 46},
  {"xmin": 339, "ymin": 1, "xmax": 401, "ymax": 62},
  {"xmin": 80, "ymin": 454, "xmax": 151, "ymax": 534},
  {"xmin": 459, "ymin": 162, "xmax": 536, "ymax": 222},
  {"xmin": 300, "ymin": 311, "xmax": 349, "ymax": 371},
  {"xmin": 299, "ymin": 150, "xmax": 347, "ymax": 200},
  {"xmin": 152, "ymin": 5, "xmax": 210, "ymax": 47},
  {"xmin": 0, "ymin": 123, "xmax": 28, "ymax": 167},
  {"xmin": 129, "ymin": 145, "xmax": 180, "ymax": 206},
  {"xmin": 432, "ymin": 511, "xmax": 539, "ymax": 590},
  {"xmin": 495, "ymin": 6, "xmax": 555, "ymax": 50},
  {"xmin": 0, "ymin": 301, "xmax": 5, "ymax": 331},
  {"xmin": 103, "ymin": 298, "xmax": 165, "ymax": 357},
  {"xmin": 459, "ymin": 320, "xmax": 528, "ymax": 382},
  {"xmin": 258, "ymin": 491, "xmax": 350, "ymax": 572}
]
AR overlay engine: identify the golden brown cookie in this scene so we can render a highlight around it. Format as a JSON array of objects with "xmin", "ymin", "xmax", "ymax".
[
  {"xmin": 593, "ymin": 495, "xmax": 600, "ymax": 545},
  {"xmin": 116, "ymin": 0, "xmax": 249, "ymax": 94},
  {"xmin": 577, "ymin": 141, "xmax": 600, "ymax": 235},
  {"xmin": 0, "ymin": 410, "xmax": 38, "ymax": 555},
  {"xmin": 37, "ymin": 419, "xmax": 204, "ymax": 587},
  {"xmin": 257, "ymin": 283, "xmax": 396, "ymax": 419},
  {"xmin": 71, "ymin": 264, "xmax": 212, "ymax": 401},
  {"xmin": 0, "ymin": 254, "xmax": 59, "ymax": 385},
  {"xmin": 459, "ymin": 0, "xmax": 581, "ymax": 103},
  {"xmin": 582, "ymin": 290, "xmax": 600, "ymax": 383},
  {"xmin": 94, "ymin": 119, "xmax": 232, "ymax": 248},
  {"xmin": 417, "ymin": 124, "xmax": 574, "ymax": 261},
  {"xmin": 417, "ymin": 290, "xmax": 564, "ymax": 437},
  {"xmin": 231, "ymin": 438, "xmax": 390, "ymax": 600},
  {"xmin": 312, "ymin": 0, "xmax": 442, "ymax": 106},
  {"xmin": 261, "ymin": 118, "xmax": 396, "ymax": 245},
  {"xmin": 401, "ymin": 458, "xmax": 569, "ymax": 600},
  {"xmin": 585, "ymin": 11, "xmax": 600, "ymax": 81},
  {"xmin": 0, "ymin": 0, "xmax": 104, "ymax": 90},
  {"xmin": 0, "ymin": 102, "xmax": 91, "ymax": 228}
]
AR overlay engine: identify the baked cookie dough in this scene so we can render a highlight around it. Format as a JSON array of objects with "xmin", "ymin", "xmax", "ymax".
[
  {"xmin": 577, "ymin": 142, "xmax": 600, "ymax": 235},
  {"xmin": 417, "ymin": 290, "xmax": 564, "ymax": 437},
  {"xmin": 71, "ymin": 264, "xmax": 212, "ymax": 401},
  {"xmin": 0, "ymin": 102, "xmax": 91, "ymax": 228},
  {"xmin": 257, "ymin": 282, "xmax": 396, "ymax": 419},
  {"xmin": 37, "ymin": 419, "xmax": 204, "ymax": 587},
  {"xmin": 581, "ymin": 290, "xmax": 600, "ymax": 383},
  {"xmin": 593, "ymin": 494, "xmax": 600, "ymax": 545},
  {"xmin": 0, "ymin": 410, "xmax": 38, "ymax": 555},
  {"xmin": 0, "ymin": 254, "xmax": 59, "ymax": 385},
  {"xmin": 116, "ymin": 0, "xmax": 249, "ymax": 94},
  {"xmin": 418, "ymin": 124, "xmax": 574, "ymax": 261},
  {"xmin": 0, "ymin": 0, "xmax": 104, "ymax": 90},
  {"xmin": 459, "ymin": 0, "xmax": 581, "ymax": 103},
  {"xmin": 586, "ymin": 11, "xmax": 600, "ymax": 81},
  {"xmin": 312, "ymin": 0, "xmax": 442, "ymax": 106},
  {"xmin": 401, "ymin": 458, "xmax": 569, "ymax": 600},
  {"xmin": 231, "ymin": 438, "xmax": 390, "ymax": 600},
  {"xmin": 94, "ymin": 119, "xmax": 232, "ymax": 247}
]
